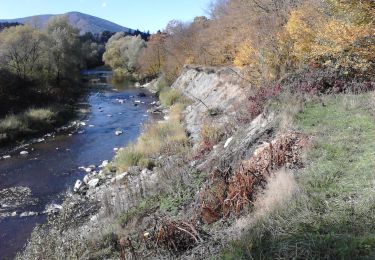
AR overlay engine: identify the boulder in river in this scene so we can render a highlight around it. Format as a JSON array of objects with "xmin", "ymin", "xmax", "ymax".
[
  {"xmin": 20, "ymin": 211, "xmax": 38, "ymax": 218},
  {"xmin": 115, "ymin": 130, "xmax": 123, "ymax": 136}
]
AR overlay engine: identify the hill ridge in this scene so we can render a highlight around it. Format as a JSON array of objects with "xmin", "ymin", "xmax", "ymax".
[{"xmin": 0, "ymin": 11, "xmax": 132, "ymax": 34}]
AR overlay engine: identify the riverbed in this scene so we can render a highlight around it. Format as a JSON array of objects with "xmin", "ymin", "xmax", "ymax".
[{"xmin": 0, "ymin": 71, "xmax": 157, "ymax": 259}]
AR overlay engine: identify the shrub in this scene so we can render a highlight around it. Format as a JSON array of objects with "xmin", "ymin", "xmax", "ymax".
[
  {"xmin": 159, "ymin": 87, "xmax": 181, "ymax": 107},
  {"xmin": 114, "ymin": 103, "xmax": 189, "ymax": 172},
  {"xmin": 159, "ymin": 186, "xmax": 193, "ymax": 215},
  {"xmin": 114, "ymin": 145, "xmax": 147, "ymax": 171},
  {"xmin": 25, "ymin": 108, "xmax": 55, "ymax": 123},
  {"xmin": 0, "ymin": 115, "xmax": 28, "ymax": 132},
  {"xmin": 196, "ymin": 124, "xmax": 225, "ymax": 156}
]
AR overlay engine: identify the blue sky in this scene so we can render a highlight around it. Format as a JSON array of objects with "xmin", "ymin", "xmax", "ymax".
[{"xmin": 0, "ymin": 0, "xmax": 213, "ymax": 32}]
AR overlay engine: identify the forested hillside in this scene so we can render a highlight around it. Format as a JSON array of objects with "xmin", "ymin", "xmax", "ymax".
[{"xmin": 0, "ymin": 17, "xmax": 105, "ymax": 145}]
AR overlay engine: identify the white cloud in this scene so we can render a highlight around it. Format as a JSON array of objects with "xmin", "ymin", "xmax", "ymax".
[{"xmin": 101, "ymin": 2, "xmax": 107, "ymax": 8}]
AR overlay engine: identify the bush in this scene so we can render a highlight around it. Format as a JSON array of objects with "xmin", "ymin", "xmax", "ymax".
[
  {"xmin": 159, "ymin": 87, "xmax": 182, "ymax": 107},
  {"xmin": 114, "ymin": 103, "xmax": 189, "ymax": 172},
  {"xmin": 196, "ymin": 124, "xmax": 225, "ymax": 156},
  {"xmin": 0, "ymin": 107, "xmax": 60, "ymax": 144},
  {"xmin": 25, "ymin": 108, "xmax": 55, "ymax": 123}
]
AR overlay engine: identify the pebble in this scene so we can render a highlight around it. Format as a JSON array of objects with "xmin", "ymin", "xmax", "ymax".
[
  {"xmin": 20, "ymin": 151, "xmax": 29, "ymax": 155},
  {"xmin": 115, "ymin": 130, "xmax": 123, "ymax": 136},
  {"xmin": 3, "ymin": 155, "xmax": 11, "ymax": 159},
  {"xmin": 36, "ymin": 138, "xmax": 45, "ymax": 143}
]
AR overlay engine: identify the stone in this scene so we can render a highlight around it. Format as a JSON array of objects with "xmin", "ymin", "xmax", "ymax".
[
  {"xmin": 20, "ymin": 151, "xmax": 29, "ymax": 155},
  {"xmin": 74, "ymin": 180, "xmax": 84, "ymax": 192},
  {"xmin": 2, "ymin": 155, "xmax": 11, "ymax": 159},
  {"xmin": 224, "ymin": 137, "xmax": 234, "ymax": 148},
  {"xmin": 20, "ymin": 211, "xmax": 37, "ymax": 217},
  {"xmin": 11, "ymin": 211, "xmax": 17, "ymax": 217},
  {"xmin": 115, "ymin": 130, "xmax": 123, "ymax": 136},
  {"xmin": 83, "ymin": 175, "xmax": 90, "ymax": 184},
  {"xmin": 88, "ymin": 178, "xmax": 100, "ymax": 188},
  {"xmin": 100, "ymin": 160, "xmax": 109, "ymax": 168}
]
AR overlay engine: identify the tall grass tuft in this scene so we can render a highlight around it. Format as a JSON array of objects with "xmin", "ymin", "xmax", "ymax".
[{"xmin": 114, "ymin": 103, "xmax": 189, "ymax": 172}]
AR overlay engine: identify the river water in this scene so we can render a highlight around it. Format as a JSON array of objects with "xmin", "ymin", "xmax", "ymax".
[{"xmin": 0, "ymin": 71, "xmax": 157, "ymax": 259}]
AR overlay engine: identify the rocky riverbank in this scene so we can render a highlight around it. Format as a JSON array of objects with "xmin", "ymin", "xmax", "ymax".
[{"xmin": 17, "ymin": 66, "xmax": 310, "ymax": 259}]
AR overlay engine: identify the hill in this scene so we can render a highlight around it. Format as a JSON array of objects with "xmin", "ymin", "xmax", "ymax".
[{"xmin": 0, "ymin": 12, "xmax": 132, "ymax": 34}]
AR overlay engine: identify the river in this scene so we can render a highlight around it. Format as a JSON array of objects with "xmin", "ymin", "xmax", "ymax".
[{"xmin": 0, "ymin": 71, "xmax": 157, "ymax": 259}]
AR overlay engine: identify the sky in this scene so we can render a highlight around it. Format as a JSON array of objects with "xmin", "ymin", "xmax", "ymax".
[{"xmin": 0, "ymin": 0, "xmax": 213, "ymax": 32}]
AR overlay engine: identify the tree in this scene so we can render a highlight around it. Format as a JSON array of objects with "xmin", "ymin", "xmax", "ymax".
[
  {"xmin": 0, "ymin": 25, "xmax": 43, "ymax": 79},
  {"xmin": 44, "ymin": 16, "xmax": 82, "ymax": 88},
  {"xmin": 138, "ymin": 32, "xmax": 167, "ymax": 77},
  {"xmin": 103, "ymin": 33, "xmax": 146, "ymax": 77}
]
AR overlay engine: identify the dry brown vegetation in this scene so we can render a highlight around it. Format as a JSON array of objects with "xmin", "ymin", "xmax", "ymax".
[
  {"xmin": 138, "ymin": 0, "xmax": 374, "ymax": 87},
  {"xmin": 199, "ymin": 131, "xmax": 307, "ymax": 224}
]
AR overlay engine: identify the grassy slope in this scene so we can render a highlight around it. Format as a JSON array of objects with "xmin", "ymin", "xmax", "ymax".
[{"xmin": 222, "ymin": 94, "xmax": 375, "ymax": 259}]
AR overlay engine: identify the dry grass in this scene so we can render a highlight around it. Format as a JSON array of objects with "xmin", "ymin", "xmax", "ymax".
[
  {"xmin": 115, "ymin": 103, "xmax": 189, "ymax": 172},
  {"xmin": 25, "ymin": 108, "xmax": 55, "ymax": 122},
  {"xmin": 232, "ymin": 169, "xmax": 298, "ymax": 233},
  {"xmin": 0, "ymin": 114, "xmax": 28, "ymax": 131},
  {"xmin": 0, "ymin": 107, "xmax": 58, "ymax": 144},
  {"xmin": 199, "ymin": 132, "xmax": 306, "ymax": 224}
]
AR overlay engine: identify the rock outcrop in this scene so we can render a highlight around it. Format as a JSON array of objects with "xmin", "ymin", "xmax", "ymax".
[{"xmin": 172, "ymin": 65, "xmax": 248, "ymax": 143}]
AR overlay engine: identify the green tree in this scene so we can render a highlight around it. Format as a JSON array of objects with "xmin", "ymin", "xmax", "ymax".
[
  {"xmin": 0, "ymin": 25, "xmax": 43, "ymax": 79},
  {"xmin": 103, "ymin": 33, "xmax": 146, "ymax": 77},
  {"xmin": 44, "ymin": 16, "xmax": 82, "ymax": 88}
]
